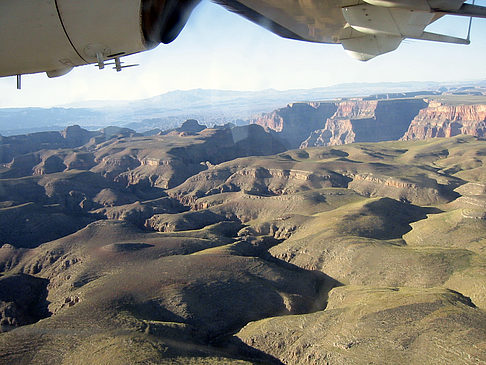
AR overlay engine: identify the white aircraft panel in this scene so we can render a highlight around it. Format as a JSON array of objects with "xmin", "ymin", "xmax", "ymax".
[
  {"xmin": 343, "ymin": 4, "xmax": 434, "ymax": 37},
  {"xmin": 56, "ymin": 0, "xmax": 147, "ymax": 63},
  {"xmin": 0, "ymin": 0, "xmax": 85, "ymax": 77}
]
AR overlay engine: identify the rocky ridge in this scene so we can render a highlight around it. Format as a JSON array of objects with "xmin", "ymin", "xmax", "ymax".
[
  {"xmin": 0, "ymin": 125, "xmax": 136, "ymax": 164},
  {"xmin": 0, "ymin": 123, "xmax": 286, "ymax": 248}
]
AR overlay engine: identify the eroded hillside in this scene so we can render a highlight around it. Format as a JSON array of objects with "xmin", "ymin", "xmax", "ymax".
[{"xmin": 0, "ymin": 126, "xmax": 485, "ymax": 364}]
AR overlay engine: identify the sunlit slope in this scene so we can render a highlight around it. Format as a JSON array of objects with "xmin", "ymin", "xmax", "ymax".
[
  {"xmin": 1, "ymin": 134, "xmax": 486, "ymax": 363},
  {"xmin": 237, "ymin": 286, "xmax": 486, "ymax": 364},
  {"xmin": 171, "ymin": 135, "xmax": 486, "ymax": 363}
]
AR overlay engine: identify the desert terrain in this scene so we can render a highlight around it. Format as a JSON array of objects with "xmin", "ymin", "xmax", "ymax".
[{"xmin": 1, "ymin": 97, "xmax": 486, "ymax": 364}]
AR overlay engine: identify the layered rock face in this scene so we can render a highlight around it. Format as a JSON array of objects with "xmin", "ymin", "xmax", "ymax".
[
  {"xmin": 254, "ymin": 97, "xmax": 486, "ymax": 148},
  {"xmin": 254, "ymin": 99, "xmax": 427, "ymax": 148},
  {"xmin": 303, "ymin": 99, "xmax": 427, "ymax": 147},
  {"xmin": 251, "ymin": 102, "xmax": 338, "ymax": 148},
  {"xmin": 402, "ymin": 101, "xmax": 486, "ymax": 140}
]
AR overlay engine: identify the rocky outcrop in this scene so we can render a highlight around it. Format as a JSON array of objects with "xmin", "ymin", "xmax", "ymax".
[
  {"xmin": 99, "ymin": 126, "xmax": 138, "ymax": 139},
  {"xmin": 33, "ymin": 154, "xmax": 67, "ymax": 175},
  {"xmin": 252, "ymin": 102, "xmax": 338, "ymax": 148},
  {"xmin": 94, "ymin": 198, "xmax": 184, "ymax": 227},
  {"xmin": 347, "ymin": 172, "xmax": 452, "ymax": 205},
  {"xmin": 253, "ymin": 99, "xmax": 428, "ymax": 148},
  {"xmin": 158, "ymin": 119, "xmax": 207, "ymax": 136},
  {"xmin": 255, "ymin": 97, "xmax": 486, "ymax": 148},
  {"xmin": 451, "ymin": 182, "xmax": 486, "ymax": 220},
  {"xmin": 145, "ymin": 210, "xmax": 227, "ymax": 232},
  {"xmin": 178, "ymin": 119, "xmax": 206, "ymax": 133},
  {"xmin": 175, "ymin": 119, "xmax": 206, "ymax": 134},
  {"xmin": 402, "ymin": 101, "xmax": 486, "ymax": 140},
  {"xmin": 60, "ymin": 125, "xmax": 95, "ymax": 146},
  {"xmin": 301, "ymin": 99, "xmax": 428, "ymax": 147}
]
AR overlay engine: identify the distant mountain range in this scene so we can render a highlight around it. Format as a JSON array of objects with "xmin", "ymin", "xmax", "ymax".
[{"xmin": 1, "ymin": 80, "xmax": 485, "ymax": 135}]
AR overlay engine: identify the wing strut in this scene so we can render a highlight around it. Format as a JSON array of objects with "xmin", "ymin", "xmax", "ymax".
[{"xmin": 466, "ymin": 0, "xmax": 475, "ymax": 42}]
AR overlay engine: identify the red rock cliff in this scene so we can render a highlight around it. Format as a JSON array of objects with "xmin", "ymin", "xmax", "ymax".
[
  {"xmin": 254, "ymin": 98, "xmax": 426, "ymax": 148},
  {"xmin": 253, "ymin": 97, "xmax": 486, "ymax": 148},
  {"xmin": 402, "ymin": 101, "xmax": 486, "ymax": 140}
]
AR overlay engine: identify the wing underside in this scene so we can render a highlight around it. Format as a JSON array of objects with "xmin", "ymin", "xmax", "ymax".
[
  {"xmin": 213, "ymin": 0, "xmax": 474, "ymax": 60},
  {"xmin": 213, "ymin": 0, "xmax": 345, "ymax": 44}
]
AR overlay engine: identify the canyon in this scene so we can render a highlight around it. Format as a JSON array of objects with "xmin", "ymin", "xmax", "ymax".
[
  {"xmin": 402, "ymin": 100, "xmax": 486, "ymax": 140},
  {"xmin": 1, "ymin": 88, "xmax": 486, "ymax": 364},
  {"xmin": 0, "ymin": 119, "xmax": 485, "ymax": 363},
  {"xmin": 252, "ymin": 94, "xmax": 486, "ymax": 148}
]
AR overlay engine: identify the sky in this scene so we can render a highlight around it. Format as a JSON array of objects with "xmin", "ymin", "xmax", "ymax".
[{"xmin": 1, "ymin": 0, "xmax": 486, "ymax": 108}]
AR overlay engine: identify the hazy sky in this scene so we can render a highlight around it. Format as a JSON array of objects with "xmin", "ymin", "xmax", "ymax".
[{"xmin": 1, "ymin": 0, "xmax": 486, "ymax": 107}]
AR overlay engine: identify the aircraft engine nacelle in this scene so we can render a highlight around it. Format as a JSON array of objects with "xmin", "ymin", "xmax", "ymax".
[{"xmin": 0, "ymin": 0, "xmax": 200, "ymax": 78}]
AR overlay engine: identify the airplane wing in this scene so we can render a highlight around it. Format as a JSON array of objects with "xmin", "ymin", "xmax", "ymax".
[
  {"xmin": 213, "ymin": 0, "xmax": 347, "ymax": 44},
  {"xmin": 213, "ymin": 0, "xmax": 346, "ymax": 44},
  {"xmin": 214, "ymin": 0, "xmax": 482, "ymax": 60},
  {"xmin": 1, "ymin": 0, "xmax": 486, "ymax": 81}
]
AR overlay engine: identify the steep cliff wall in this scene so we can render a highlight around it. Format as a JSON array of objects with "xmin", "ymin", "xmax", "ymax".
[
  {"xmin": 251, "ymin": 102, "xmax": 338, "ymax": 148},
  {"xmin": 402, "ymin": 101, "xmax": 486, "ymax": 140},
  {"xmin": 301, "ymin": 99, "xmax": 428, "ymax": 147},
  {"xmin": 253, "ymin": 99, "xmax": 427, "ymax": 148},
  {"xmin": 254, "ymin": 97, "xmax": 486, "ymax": 148}
]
